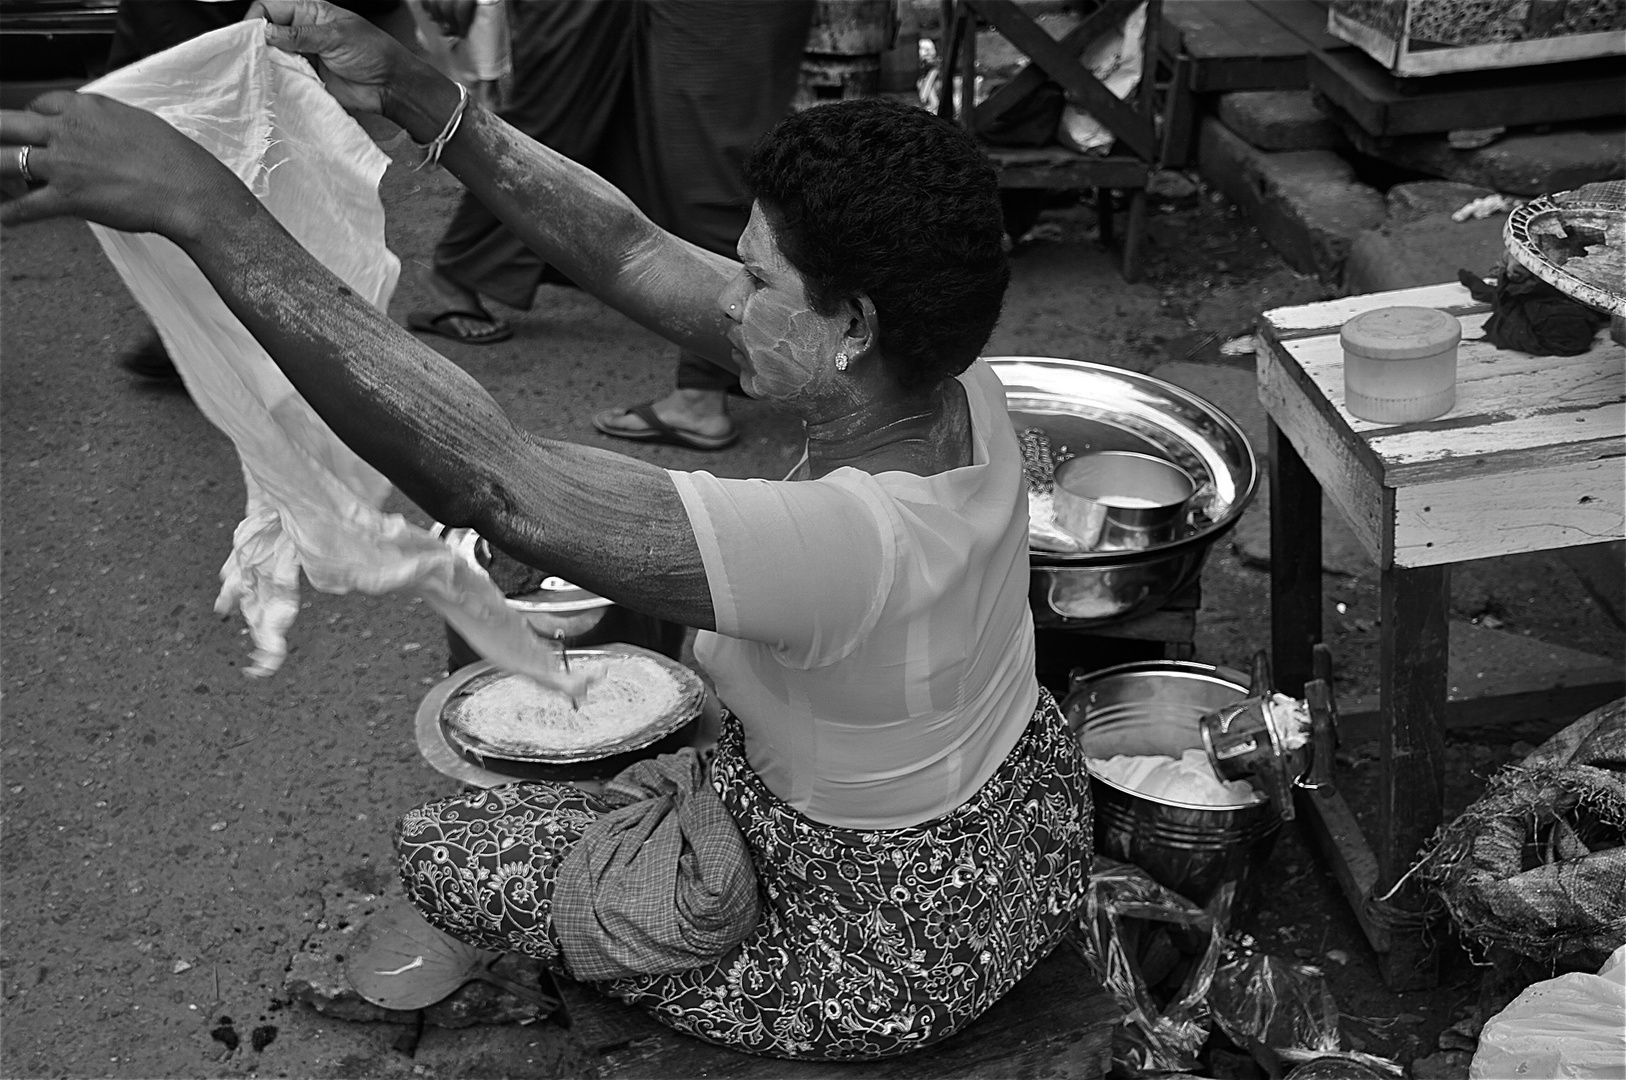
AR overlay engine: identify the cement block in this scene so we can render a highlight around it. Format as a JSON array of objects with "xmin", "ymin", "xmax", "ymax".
[
  {"xmin": 1343, "ymin": 212, "xmax": 1507, "ymax": 294},
  {"xmin": 1340, "ymin": 123, "xmax": 1626, "ymax": 197},
  {"xmin": 1217, "ymin": 90, "xmax": 1341, "ymax": 151},
  {"xmin": 1384, "ymin": 180, "xmax": 1496, "ymax": 223},
  {"xmin": 1198, "ymin": 117, "xmax": 1387, "ymax": 281}
]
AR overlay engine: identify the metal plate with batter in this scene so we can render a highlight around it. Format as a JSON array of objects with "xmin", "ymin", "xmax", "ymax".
[{"xmin": 427, "ymin": 644, "xmax": 704, "ymax": 766}]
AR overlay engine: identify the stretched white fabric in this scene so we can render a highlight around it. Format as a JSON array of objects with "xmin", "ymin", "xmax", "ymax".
[{"xmin": 84, "ymin": 21, "xmax": 565, "ymax": 686}]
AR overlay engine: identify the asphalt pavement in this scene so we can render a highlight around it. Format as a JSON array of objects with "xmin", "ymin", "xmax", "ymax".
[{"xmin": 2, "ymin": 124, "xmax": 1620, "ymax": 1078}]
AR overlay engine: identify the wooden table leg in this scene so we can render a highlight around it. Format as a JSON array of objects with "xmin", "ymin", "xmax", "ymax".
[
  {"xmin": 1374, "ymin": 562, "xmax": 1450, "ymax": 990},
  {"xmin": 1269, "ymin": 420, "xmax": 1321, "ymax": 696},
  {"xmin": 1120, "ymin": 188, "xmax": 1149, "ymax": 282}
]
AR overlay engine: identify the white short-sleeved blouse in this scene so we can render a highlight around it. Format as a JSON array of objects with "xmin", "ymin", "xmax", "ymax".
[{"xmin": 667, "ymin": 359, "xmax": 1037, "ymax": 829}]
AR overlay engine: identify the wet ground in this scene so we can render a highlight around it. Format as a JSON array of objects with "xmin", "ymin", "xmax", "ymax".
[{"xmin": 3, "ymin": 123, "xmax": 1621, "ymax": 1078}]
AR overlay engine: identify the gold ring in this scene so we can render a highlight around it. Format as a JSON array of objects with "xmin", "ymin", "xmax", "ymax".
[{"xmin": 17, "ymin": 145, "xmax": 33, "ymax": 186}]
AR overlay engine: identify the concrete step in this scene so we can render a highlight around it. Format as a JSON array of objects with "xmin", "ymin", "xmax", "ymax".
[
  {"xmin": 1344, "ymin": 180, "xmax": 1508, "ymax": 295},
  {"xmin": 1197, "ymin": 116, "xmax": 1386, "ymax": 282},
  {"xmin": 1217, "ymin": 89, "xmax": 1343, "ymax": 152}
]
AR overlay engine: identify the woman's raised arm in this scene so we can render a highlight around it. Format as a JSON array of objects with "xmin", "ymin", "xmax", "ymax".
[
  {"xmin": 250, "ymin": 0, "xmax": 741, "ymax": 367},
  {"xmin": 0, "ymin": 90, "xmax": 717, "ymax": 630}
]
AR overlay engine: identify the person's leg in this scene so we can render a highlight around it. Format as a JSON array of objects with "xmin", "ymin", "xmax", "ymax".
[
  {"xmin": 412, "ymin": 193, "xmax": 537, "ymax": 343},
  {"xmin": 415, "ymin": 0, "xmax": 636, "ymax": 341},
  {"xmin": 605, "ymin": 698, "xmax": 1093, "ymax": 1059},
  {"xmin": 594, "ymin": 0, "xmax": 813, "ymax": 445},
  {"xmin": 396, "ymin": 782, "xmax": 607, "ymax": 967},
  {"xmin": 591, "ymin": 349, "xmax": 737, "ymax": 448}
]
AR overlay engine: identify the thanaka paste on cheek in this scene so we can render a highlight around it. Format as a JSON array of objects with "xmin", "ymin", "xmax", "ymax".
[{"xmin": 737, "ymin": 296, "xmax": 839, "ymax": 400}]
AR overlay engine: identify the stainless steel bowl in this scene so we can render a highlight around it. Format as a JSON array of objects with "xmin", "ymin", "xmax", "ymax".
[
  {"xmin": 439, "ymin": 524, "xmax": 614, "ymax": 639},
  {"xmin": 989, "ymin": 357, "xmax": 1258, "ymax": 627},
  {"xmin": 432, "ymin": 524, "xmax": 686, "ymax": 669},
  {"xmin": 1061, "ymin": 660, "xmax": 1281, "ymax": 912}
]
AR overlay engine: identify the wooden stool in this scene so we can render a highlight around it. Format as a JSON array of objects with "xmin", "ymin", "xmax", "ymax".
[{"xmin": 1255, "ymin": 282, "xmax": 1625, "ymax": 990}]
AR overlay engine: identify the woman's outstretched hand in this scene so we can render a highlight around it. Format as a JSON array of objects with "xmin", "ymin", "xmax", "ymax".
[
  {"xmin": 0, "ymin": 91, "xmax": 249, "ymax": 236},
  {"xmin": 247, "ymin": 0, "xmax": 403, "ymax": 115}
]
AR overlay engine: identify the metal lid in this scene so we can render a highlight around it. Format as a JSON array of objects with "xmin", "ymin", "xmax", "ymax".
[
  {"xmin": 1339, "ymin": 306, "xmax": 1462, "ymax": 361},
  {"xmin": 435, "ymin": 524, "xmax": 614, "ymax": 614}
]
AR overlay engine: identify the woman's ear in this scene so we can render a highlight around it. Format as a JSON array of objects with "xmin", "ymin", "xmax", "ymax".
[{"xmin": 845, "ymin": 294, "xmax": 880, "ymax": 360}]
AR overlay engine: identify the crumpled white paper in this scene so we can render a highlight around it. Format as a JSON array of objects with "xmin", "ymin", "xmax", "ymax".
[
  {"xmin": 1056, "ymin": 1, "xmax": 1147, "ymax": 157},
  {"xmin": 83, "ymin": 21, "xmax": 570, "ymax": 687}
]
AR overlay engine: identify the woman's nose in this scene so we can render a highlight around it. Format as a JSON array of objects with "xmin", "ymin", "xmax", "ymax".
[{"xmin": 718, "ymin": 274, "xmax": 747, "ymax": 322}]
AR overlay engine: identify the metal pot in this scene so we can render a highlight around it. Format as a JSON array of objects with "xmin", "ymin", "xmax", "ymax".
[
  {"xmin": 1062, "ymin": 660, "xmax": 1282, "ymax": 913},
  {"xmin": 989, "ymin": 357, "xmax": 1258, "ymax": 628},
  {"xmin": 435, "ymin": 525, "xmax": 684, "ymax": 668}
]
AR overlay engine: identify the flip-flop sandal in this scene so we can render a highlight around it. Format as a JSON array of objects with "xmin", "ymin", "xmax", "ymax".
[
  {"xmin": 118, "ymin": 335, "xmax": 185, "ymax": 386},
  {"xmin": 407, "ymin": 307, "xmax": 513, "ymax": 345},
  {"xmin": 591, "ymin": 402, "xmax": 738, "ymax": 451}
]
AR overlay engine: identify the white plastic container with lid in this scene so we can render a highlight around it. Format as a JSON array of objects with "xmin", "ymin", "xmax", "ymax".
[{"xmin": 1340, "ymin": 306, "xmax": 1462, "ymax": 423}]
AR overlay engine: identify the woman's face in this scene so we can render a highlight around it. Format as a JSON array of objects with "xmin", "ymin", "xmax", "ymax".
[{"xmin": 718, "ymin": 203, "xmax": 850, "ymax": 404}]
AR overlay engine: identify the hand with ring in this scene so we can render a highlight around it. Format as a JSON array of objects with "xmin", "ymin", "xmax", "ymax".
[{"xmin": 1, "ymin": 91, "xmax": 253, "ymax": 238}]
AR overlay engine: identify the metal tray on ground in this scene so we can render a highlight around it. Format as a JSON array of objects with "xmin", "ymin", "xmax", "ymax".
[{"xmin": 418, "ymin": 644, "xmax": 704, "ymax": 782}]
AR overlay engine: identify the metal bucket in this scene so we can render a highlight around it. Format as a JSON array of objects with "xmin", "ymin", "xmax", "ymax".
[{"xmin": 1062, "ymin": 661, "xmax": 1282, "ymax": 912}]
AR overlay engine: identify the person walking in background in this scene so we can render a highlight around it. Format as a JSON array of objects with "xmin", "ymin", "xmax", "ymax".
[{"xmin": 412, "ymin": 0, "xmax": 813, "ymax": 452}]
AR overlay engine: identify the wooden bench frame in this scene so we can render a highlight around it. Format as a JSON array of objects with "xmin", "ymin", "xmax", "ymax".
[{"xmin": 936, "ymin": 0, "xmax": 1162, "ymax": 280}]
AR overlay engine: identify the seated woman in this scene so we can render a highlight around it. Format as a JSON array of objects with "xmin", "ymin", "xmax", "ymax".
[{"xmin": 0, "ymin": 0, "xmax": 1092, "ymax": 1060}]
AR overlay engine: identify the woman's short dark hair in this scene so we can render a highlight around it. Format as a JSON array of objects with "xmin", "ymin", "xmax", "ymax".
[{"xmin": 743, "ymin": 98, "xmax": 1009, "ymax": 389}]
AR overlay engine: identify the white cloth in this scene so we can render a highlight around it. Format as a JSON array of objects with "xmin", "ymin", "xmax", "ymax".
[
  {"xmin": 84, "ymin": 22, "xmax": 563, "ymax": 686},
  {"xmin": 1088, "ymin": 749, "xmax": 1258, "ymax": 808},
  {"xmin": 669, "ymin": 360, "xmax": 1038, "ymax": 830}
]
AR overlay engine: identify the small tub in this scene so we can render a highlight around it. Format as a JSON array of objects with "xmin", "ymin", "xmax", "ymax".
[{"xmin": 1341, "ymin": 306, "xmax": 1461, "ymax": 423}]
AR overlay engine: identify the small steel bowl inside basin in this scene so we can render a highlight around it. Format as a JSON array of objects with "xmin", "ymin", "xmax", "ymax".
[{"xmin": 988, "ymin": 357, "xmax": 1258, "ymax": 628}]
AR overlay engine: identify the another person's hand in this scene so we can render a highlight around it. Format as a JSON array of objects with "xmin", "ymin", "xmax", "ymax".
[
  {"xmin": 1, "ymin": 92, "xmax": 248, "ymax": 237},
  {"xmin": 248, "ymin": 0, "xmax": 404, "ymax": 115}
]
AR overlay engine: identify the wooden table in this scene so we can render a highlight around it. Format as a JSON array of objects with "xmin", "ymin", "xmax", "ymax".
[{"xmin": 1256, "ymin": 281, "xmax": 1625, "ymax": 990}]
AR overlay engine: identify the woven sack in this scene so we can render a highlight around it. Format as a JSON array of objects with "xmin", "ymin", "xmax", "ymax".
[{"xmin": 1419, "ymin": 698, "xmax": 1626, "ymax": 967}]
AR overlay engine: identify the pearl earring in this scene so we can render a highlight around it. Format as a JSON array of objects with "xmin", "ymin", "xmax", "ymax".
[{"xmin": 834, "ymin": 349, "xmax": 849, "ymax": 372}]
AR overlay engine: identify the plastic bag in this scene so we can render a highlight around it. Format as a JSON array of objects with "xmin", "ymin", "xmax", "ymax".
[
  {"xmin": 84, "ymin": 23, "xmax": 571, "ymax": 689},
  {"xmin": 1070, "ymin": 858, "xmax": 1231, "ymax": 1075},
  {"xmin": 1470, "ymin": 944, "xmax": 1626, "ymax": 1079},
  {"xmin": 1208, "ymin": 947, "xmax": 1398, "ymax": 1075},
  {"xmin": 1055, "ymin": 2, "xmax": 1147, "ymax": 156},
  {"xmin": 1209, "ymin": 948, "xmax": 1340, "ymax": 1057}
]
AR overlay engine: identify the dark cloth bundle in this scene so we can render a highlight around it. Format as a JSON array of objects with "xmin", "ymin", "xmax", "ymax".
[{"xmin": 1459, "ymin": 268, "xmax": 1610, "ymax": 356}]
